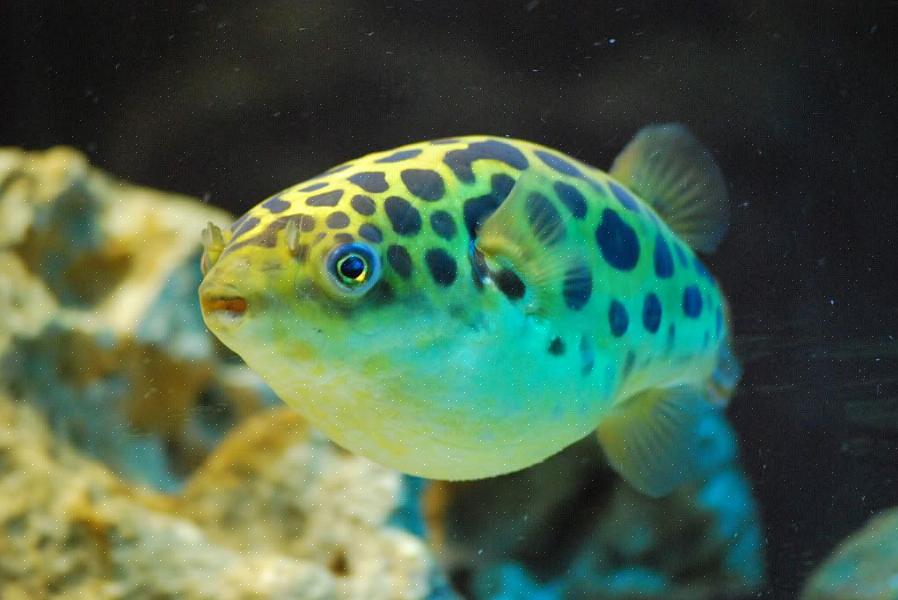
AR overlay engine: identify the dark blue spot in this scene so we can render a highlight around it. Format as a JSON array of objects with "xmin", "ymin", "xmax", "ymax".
[
  {"xmin": 298, "ymin": 182, "xmax": 328, "ymax": 193},
  {"xmin": 326, "ymin": 211, "xmax": 350, "ymax": 229},
  {"xmin": 460, "ymin": 173, "xmax": 516, "ymax": 238},
  {"xmin": 673, "ymin": 243, "xmax": 690, "ymax": 267},
  {"xmin": 401, "ymin": 169, "xmax": 445, "ymax": 201},
  {"xmin": 384, "ymin": 197, "xmax": 422, "ymax": 236},
  {"xmin": 306, "ymin": 190, "xmax": 343, "ymax": 207},
  {"xmin": 246, "ymin": 217, "xmax": 292, "ymax": 248},
  {"xmin": 548, "ymin": 337, "xmax": 565, "ymax": 356},
  {"xmin": 430, "ymin": 210, "xmax": 457, "ymax": 240},
  {"xmin": 579, "ymin": 336, "xmax": 595, "ymax": 375},
  {"xmin": 653, "ymin": 234, "xmax": 675, "ymax": 279},
  {"xmin": 534, "ymin": 150, "xmax": 582, "ymax": 177},
  {"xmin": 262, "ymin": 197, "xmax": 290, "ymax": 214},
  {"xmin": 609, "ymin": 300, "xmax": 629, "ymax": 337},
  {"xmin": 463, "ymin": 196, "xmax": 500, "ymax": 237},
  {"xmin": 358, "ymin": 223, "xmax": 383, "ymax": 243},
  {"xmin": 595, "ymin": 209, "xmax": 640, "ymax": 271},
  {"xmin": 387, "ymin": 245, "xmax": 412, "ymax": 279},
  {"xmin": 350, "ymin": 195, "xmax": 376, "ymax": 216},
  {"xmin": 683, "ymin": 285, "xmax": 703, "ymax": 318},
  {"xmin": 642, "ymin": 293, "xmax": 662, "ymax": 333},
  {"xmin": 231, "ymin": 216, "xmax": 260, "ymax": 240},
  {"xmin": 292, "ymin": 214, "xmax": 316, "ymax": 232},
  {"xmin": 229, "ymin": 213, "xmax": 251, "ymax": 232},
  {"xmin": 424, "ymin": 248, "xmax": 457, "ymax": 286},
  {"xmin": 348, "ymin": 172, "xmax": 389, "ymax": 193},
  {"xmin": 494, "ymin": 269, "xmax": 526, "ymax": 300},
  {"xmin": 562, "ymin": 264, "xmax": 592, "ymax": 311},
  {"xmin": 609, "ymin": 181, "xmax": 641, "ymax": 212},
  {"xmin": 492, "ymin": 173, "xmax": 516, "ymax": 197},
  {"xmin": 526, "ymin": 192, "xmax": 564, "ymax": 246},
  {"xmin": 444, "ymin": 140, "xmax": 529, "ymax": 183},
  {"xmin": 554, "ymin": 182, "xmax": 587, "ymax": 219},
  {"xmin": 375, "ymin": 148, "xmax": 422, "ymax": 163},
  {"xmin": 666, "ymin": 323, "xmax": 676, "ymax": 352},
  {"xmin": 333, "ymin": 232, "xmax": 354, "ymax": 244}
]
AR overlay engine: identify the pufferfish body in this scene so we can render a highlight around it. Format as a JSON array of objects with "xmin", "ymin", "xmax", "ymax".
[{"xmin": 199, "ymin": 125, "xmax": 740, "ymax": 496}]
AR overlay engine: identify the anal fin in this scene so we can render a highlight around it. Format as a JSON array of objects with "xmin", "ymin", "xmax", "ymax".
[{"xmin": 596, "ymin": 386, "xmax": 718, "ymax": 497}]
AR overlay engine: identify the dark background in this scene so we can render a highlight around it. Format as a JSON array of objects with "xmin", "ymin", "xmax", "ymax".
[{"xmin": 3, "ymin": 1, "xmax": 897, "ymax": 597}]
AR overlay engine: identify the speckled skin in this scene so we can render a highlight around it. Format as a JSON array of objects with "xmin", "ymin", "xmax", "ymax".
[{"xmin": 199, "ymin": 136, "xmax": 728, "ymax": 480}]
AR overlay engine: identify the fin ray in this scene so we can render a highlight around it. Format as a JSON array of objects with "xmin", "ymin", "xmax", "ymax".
[
  {"xmin": 475, "ymin": 171, "xmax": 590, "ymax": 315},
  {"xmin": 610, "ymin": 123, "xmax": 729, "ymax": 253},
  {"xmin": 596, "ymin": 386, "xmax": 714, "ymax": 497}
]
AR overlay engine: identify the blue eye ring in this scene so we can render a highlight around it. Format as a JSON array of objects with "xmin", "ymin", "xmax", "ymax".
[{"xmin": 326, "ymin": 242, "xmax": 381, "ymax": 295}]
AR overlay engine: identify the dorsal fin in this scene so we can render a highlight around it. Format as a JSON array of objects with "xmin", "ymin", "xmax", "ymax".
[
  {"xmin": 475, "ymin": 172, "xmax": 590, "ymax": 316},
  {"xmin": 610, "ymin": 123, "xmax": 729, "ymax": 253}
]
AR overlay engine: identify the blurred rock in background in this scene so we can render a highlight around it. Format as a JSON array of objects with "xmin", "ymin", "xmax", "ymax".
[
  {"xmin": 0, "ymin": 147, "xmax": 762, "ymax": 598},
  {"xmin": 427, "ymin": 417, "xmax": 762, "ymax": 599},
  {"xmin": 0, "ymin": 146, "xmax": 255, "ymax": 489},
  {"xmin": 801, "ymin": 508, "xmax": 898, "ymax": 600}
]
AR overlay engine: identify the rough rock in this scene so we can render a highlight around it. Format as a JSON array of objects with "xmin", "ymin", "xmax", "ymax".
[
  {"xmin": 0, "ymin": 145, "xmax": 275, "ymax": 489},
  {"xmin": 801, "ymin": 508, "xmax": 898, "ymax": 600},
  {"xmin": 0, "ymin": 391, "xmax": 436, "ymax": 599}
]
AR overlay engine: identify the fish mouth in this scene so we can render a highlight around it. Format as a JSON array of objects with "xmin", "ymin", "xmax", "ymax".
[
  {"xmin": 200, "ymin": 282, "xmax": 248, "ymax": 319},
  {"xmin": 202, "ymin": 295, "xmax": 248, "ymax": 316}
]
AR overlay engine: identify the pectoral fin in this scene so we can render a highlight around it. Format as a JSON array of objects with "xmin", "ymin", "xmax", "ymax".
[
  {"xmin": 475, "ymin": 171, "xmax": 591, "ymax": 316},
  {"xmin": 596, "ymin": 386, "xmax": 715, "ymax": 497}
]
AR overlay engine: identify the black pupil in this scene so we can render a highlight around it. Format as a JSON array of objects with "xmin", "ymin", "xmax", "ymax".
[{"xmin": 339, "ymin": 255, "xmax": 366, "ymax": 280}]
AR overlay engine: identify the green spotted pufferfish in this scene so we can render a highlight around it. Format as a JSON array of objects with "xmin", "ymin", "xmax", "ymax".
[{"xmin": 199, "ymin": 124, "xmax": 740, "ymax": 497}]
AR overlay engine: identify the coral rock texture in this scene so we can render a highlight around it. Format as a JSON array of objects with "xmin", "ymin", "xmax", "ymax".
[
  {"xmin": 0, "ymin": 394, "xmax": 435, "ymax": 599},
  {"xmin": 0, "ymin": 145, "xmax": 266, "ymax": 488}
]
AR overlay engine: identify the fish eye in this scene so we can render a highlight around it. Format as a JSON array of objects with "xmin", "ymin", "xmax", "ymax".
[{"xmin": 326, "ymin": 242, "xmax": 381, "ymax": 295}]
